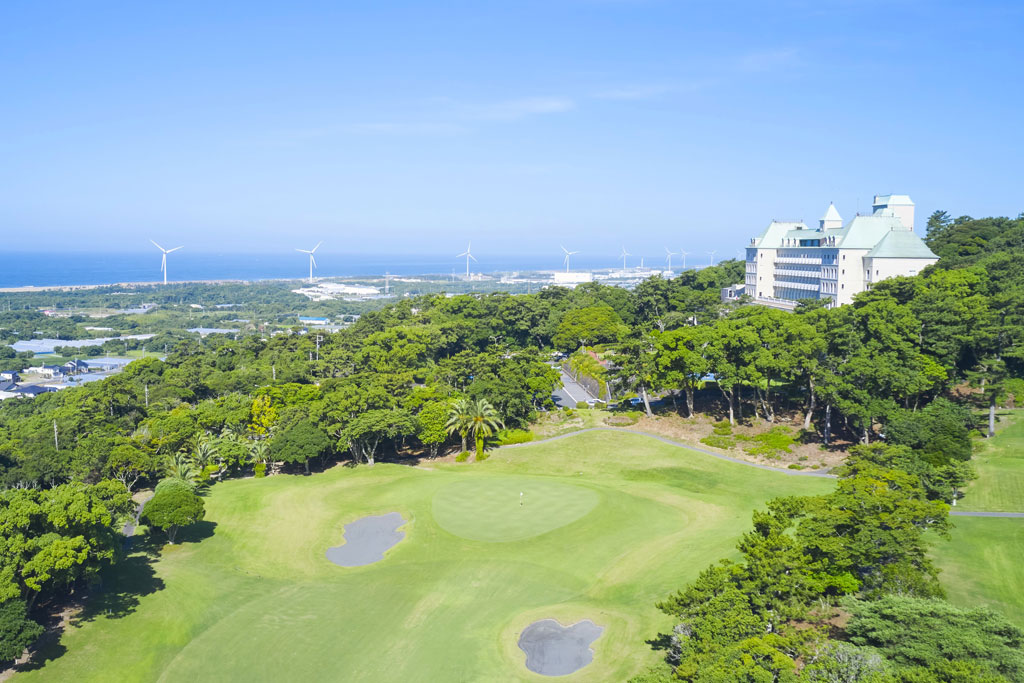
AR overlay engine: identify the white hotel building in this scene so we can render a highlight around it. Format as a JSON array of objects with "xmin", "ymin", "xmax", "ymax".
[{"xmin": 744, "ymin": 194, "xmax": 938, "ymax": 308}]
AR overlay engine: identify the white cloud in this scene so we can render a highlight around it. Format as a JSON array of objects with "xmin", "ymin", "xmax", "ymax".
[{"xmin": 469, "ymin": 96, "xmax": 576, "ymax": 121}]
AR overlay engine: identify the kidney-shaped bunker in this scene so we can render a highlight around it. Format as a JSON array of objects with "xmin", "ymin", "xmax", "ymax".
[
  {"xmin": 325, "ymin": 512, "xmax": 407, "ymax": 567},
  {"xmin": 518, "ymin": 618, "xmax": 603, "ymax": 676}
]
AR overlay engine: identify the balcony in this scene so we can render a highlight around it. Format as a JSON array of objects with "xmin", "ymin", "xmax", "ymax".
[
  {"xmin": 774, "ymin": 268, "xmax": 821, "ymax": 278},
  {"xmin": 774, "ymin": 280, "xmax": 820, "ymax": 292},
  {"xmin": 774, "ymin": 257, "xmax": 820, "ymax": 265}
]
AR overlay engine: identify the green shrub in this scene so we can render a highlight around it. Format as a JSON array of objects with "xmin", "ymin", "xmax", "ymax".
[
  {"xmin": 605, "ymin": 414, "xmax": 639, "ymax": 426},
  {"xmin": 497, "ymin": 429, "xmax": 535, "ymax": 445},
  {"xmin": 563, "ymin": 408, "xmax": 575, "ymax": 418},
  {"xmin": 455, "ymin": 451, "xmax": 470, "ymax": 463},
  {"xmin": 700, "ymin": 435, "xmax": 736, "ymax": 450},
  {"xmin": 576, "ymin": 401, "xmax": 591, "ymax": 409},
  {"xmin": 788, "ymin": 463, "xmax": 804, "ymax": 470},
  {"xmin": 741, "ymin": 426, "xmax": 796, "ymax": 458},
  {"xmin": 254, "ymin": 463, "xmax": 266, "ymax": 478},
  {"xmin": 712, "ymin": 421, "xmax": 733, "ymax": 436},
  {"xmin": 798, "ymin": 455, "xmax": 808, "ymax": 461},
  {"xmin": 154, "ymin": 477, "xmax": 196, "ymax": 495}
]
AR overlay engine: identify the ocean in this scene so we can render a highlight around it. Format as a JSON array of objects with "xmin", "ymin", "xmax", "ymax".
[{"xmin": 0, "ymin": 251, "xmax": 638, "ymax": 288}]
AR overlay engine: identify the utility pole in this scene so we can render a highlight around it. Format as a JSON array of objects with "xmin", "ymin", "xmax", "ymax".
[
  {"xmin": 272, "ymin": 364, "xmax": 276, "ymax": 381},
  {"xmin": 145, "ymin": 384, "xmax": 149, "ymax": 408},
  {"xmin": 53, "ymin": 420, "xmax": 58, "ymax": 450},
  {"xmin": 315, "ymin": 335, "xmax": 323, "ymax": 361}
]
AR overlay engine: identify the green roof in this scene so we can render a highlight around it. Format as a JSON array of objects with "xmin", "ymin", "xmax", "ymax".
[{"xmin": 865, "ymin": 229, "xmax": 938, "ymax": 259}]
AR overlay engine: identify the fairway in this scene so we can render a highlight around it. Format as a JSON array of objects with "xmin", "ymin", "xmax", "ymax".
[
  {"xmin": 933, "ymin": 517, "xmax": 1024, "ymax": 627},
  {"xmin": 961, "ymin": 410, "xmax": 1024, "ymax": 512},
  {"xmin": 18, "ymin": 431, "xmax": 832, "ymax": 682}
]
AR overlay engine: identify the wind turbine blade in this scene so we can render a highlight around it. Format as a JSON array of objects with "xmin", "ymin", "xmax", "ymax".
[
  {"xmin": 469, "ymin": 253, "xmax": 478, "ymax": 262},
  {"xmin": 167, "ymin": 246, "xmax": 183, "ymax": 253},
  {"xmin": 561, "ymin": 245, "xmax": 569, "ymax": 254},
  {"xmin": 456, "ymin": 251, "xmax": 468, "ymax": 258},
  {"xmin": 311, "ymin": 255, "xmax": 317, "ymax": 268},
  {"xmin": 311, "ymin": 241, "xmax": 322, "ymax": 253},
  {"xmin": 150, "ymin": 239, "xmax": 165, "ymax": 252},
  {"xmin": 296, "ymin": 248, "xmax": 310, "ymax": 253}
]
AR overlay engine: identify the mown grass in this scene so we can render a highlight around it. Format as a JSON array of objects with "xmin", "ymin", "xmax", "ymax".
[
  {"xmin": 933, "ymin": 517, "xmax": 1024, "ymax": 627},
  {"xmin": 17, "ymin": 430, "xmax": 831, "ymax": 682},
  {"xmin": 961, "ymin": 409, "xmax": 1024, "ymax": 512}
]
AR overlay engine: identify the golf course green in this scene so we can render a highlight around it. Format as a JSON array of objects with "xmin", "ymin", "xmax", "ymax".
[{"xmin": 16, "ymin": 431, "xmax": 837, "ymax": 681}]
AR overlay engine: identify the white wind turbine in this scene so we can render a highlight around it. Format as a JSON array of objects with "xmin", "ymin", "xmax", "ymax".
[
  {"xmin": 561, "ymin": 245, "xmax": 579, "ymax": 273},
  {"xmin": 619, "ymin": 246, "xmax": 630, "ymax": 270},
  {"xmin": 296, "ymin": 241, "xmax": 322, "ymax": 283},
  {"xmin": 456, "ymin": 242, "xmax": 477, "ymax": 278},
  {"xmin": 707, "ymin": 250, "xmax": 717, "ymax": 267},
  {"xmin": 150, "ymin": 240, "xmax": 183, "ymax": 285},
  {"xmin": 664, "ymin": 247, "xmax": 677, "ymax": 271},
  {"xmin": 680, "ymin": 249, "xmax": 688, "ymax": 270}
]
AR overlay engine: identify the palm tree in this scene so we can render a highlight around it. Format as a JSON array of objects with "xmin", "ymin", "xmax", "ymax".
[
  {"xmin": 166, "ymin": 452, "xmax": 199, "ymax": 482},
  {"xmin": 194, "ymin": 438, "xmax": 218, "ymax": 469},
  {"xmin": 446, "ymin": 397, "xmax": 473, "ymax": 453},
  {"xmin": 248, "ymin": 440, "xmax": 270, "ymax": 466},
  {"xmin": 193, "ymin": 437, "xmax": 222, "ymax": 478},
  {"xmin": 466, "ymin": 398, "xmax": 503, "ymax": 461}
]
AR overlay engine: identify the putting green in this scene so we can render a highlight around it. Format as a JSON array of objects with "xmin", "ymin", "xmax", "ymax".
[{"xmin": 432, "ymin": 476, "xmax": 600, "ymax": 542}]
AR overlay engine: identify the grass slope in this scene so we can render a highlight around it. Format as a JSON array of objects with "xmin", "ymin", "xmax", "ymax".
[
  {"xmin": 18, "ymin": 431, "xmax": 831, "ymax": 682},
  {"xmin": 961, "ymin": 409, "xmax": 1024, "ymax": 512}
]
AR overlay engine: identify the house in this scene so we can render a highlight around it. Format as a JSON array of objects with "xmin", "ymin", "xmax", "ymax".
[
  {"xmin": 63, "ymin": 359, "xmax": 90, "ymax": 374},
  {"xmin": 0, "ymin": 371, "xmax": 20, "ymax": 383},
  {"xmin": 27, "ymin": 364, "xmax": 66, "ymax": 379},
  {"xmin": 744, "ymin": 194, "xmax": 938, "ymax": 308},
  {"xmin": 15, "ymin": 385, "xmax": 57, "ymax": 398}
]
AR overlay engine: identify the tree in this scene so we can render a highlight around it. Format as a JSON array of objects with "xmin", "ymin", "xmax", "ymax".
[
  {"xmin": 846, "ymin": 595, "xmax": 1024, "ymax": 681},
  {"xmin": 967, "ymin": 356, "xmax": 1008, "ymax": 438},
  {"xmin": 552, "ymin": 305, "xmax": 627, "ymax": 352},
  {"xmin": 269, "ymin": 419, "xmax": 330, "ymax": 473},
  {"xmin": 653, "ymin": 326, "xmax": 711, "ymax": 418},
  {"xmin": 141, "ymin": 481, "xmax": 206, "ymax": 544},
  {"xmin": 0, "ymin": 599, "xmax": 43, "ymax": 661},
  {"xmin": 104, "ymin": 441, "xmax": 161, "ymax": 492},
  {"xmin": 446, "ymin": 396, "xmax": 472, "ymax": 453},
  {"xmin": 416, "ymin": 400, "xmax": 450, "ymax": 458},
  {"xmin": 341, "ymin": 408, "xmax": 416, "ymax": 465},
  {"xmin": 466, "ymin": 398, "xmax": 503, "ymax": 461},
  {"xmin": 612, "ymin": 332, "xmax": 659, "ymax": 418}
]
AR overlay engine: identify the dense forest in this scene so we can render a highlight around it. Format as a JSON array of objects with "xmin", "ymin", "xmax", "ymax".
[{"xmin": 2, "ymin": 211, "xmax": 1024, "ymax": 678}]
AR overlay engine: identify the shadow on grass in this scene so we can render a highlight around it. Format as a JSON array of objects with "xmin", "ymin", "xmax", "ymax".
[{"xmin": 174, "ymin": 519, "xmax": 217, "ymax": 544}]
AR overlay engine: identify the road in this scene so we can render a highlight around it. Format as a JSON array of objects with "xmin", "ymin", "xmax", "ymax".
[{"xmin": 552, "ymin": 368, "xmax": 599, "ymax": 408}]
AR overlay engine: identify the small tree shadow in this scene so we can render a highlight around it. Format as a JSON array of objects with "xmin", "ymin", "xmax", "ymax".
[{"xmin": 174, "ymin": 520, "xmax": 217, "ymax": 544}]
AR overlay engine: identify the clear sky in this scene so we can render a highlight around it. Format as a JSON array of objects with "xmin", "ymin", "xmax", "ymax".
[{"xmin": 2, "ymin": 1, "xmax": 1022, "ymax": 263}]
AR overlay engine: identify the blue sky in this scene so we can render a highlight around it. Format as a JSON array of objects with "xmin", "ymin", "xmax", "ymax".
[{"xmin": 2, "ymin": 1, "xmax": 1022, "ymax": 264}]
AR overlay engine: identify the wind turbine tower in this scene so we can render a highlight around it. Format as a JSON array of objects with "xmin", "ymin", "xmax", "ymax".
[
  {"xmin": 664, "ymin": 247, "xmax": 677, "ymax": 272},
  {"xmin": 561, "ymin": 245, "xmax": 579, "ymax": 273},
  {"xmin": 456, "ymin": 243, "xmax": 477, "ymax": 278},
  {"xmin": 296, "ymin": 241, "xmax": 322, "ymax": 283},
  {"xmin": 150, "ymin": 240, "xmax": 183, "ymax": 285},
  {"xmin": 619, "ymin": 246, "xmax": 630, "ymax": 270}
]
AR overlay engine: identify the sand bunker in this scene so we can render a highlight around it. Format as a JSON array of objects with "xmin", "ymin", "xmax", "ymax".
[
  {"xmin": 518, "ymin": 618, "xmax": 603, "ymax": 676},
  {"xmin": 325, "ymin": 512, "xmax": 407, "ymax": 567}
]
